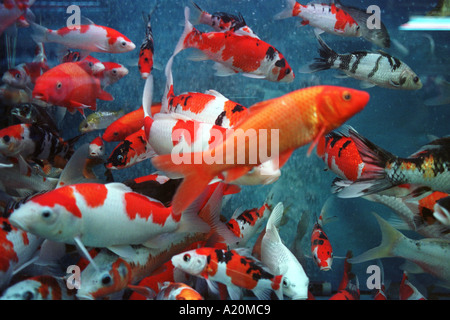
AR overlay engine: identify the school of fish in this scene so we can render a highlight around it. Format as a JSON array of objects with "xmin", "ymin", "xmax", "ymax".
[{"xmin": 0, "ymin": 0, "xmax": 447, "ymax": 302}]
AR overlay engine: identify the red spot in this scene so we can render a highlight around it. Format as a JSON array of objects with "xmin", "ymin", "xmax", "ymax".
[
  {"xmin": 74, "ymin": 184, "xmax": 108, "ymax": 208},
  {"xmin": 225, "ymin": 250, "xmax": 259, "ymax": 289},
  {"xmin": 21, "ymin": 232, "xmax": 29, "ymax": 246},
  {"xmin": 0, "ymin": 218, "xmax": 19, "ymax": 272},
  {"xmin": 90, "ymin": 137, "xmax": 104, "ymax": 147},
  {"xmin": 0, "ymin": 124, "xmax": 27, "ymax": 141},
  {"xmin": 169, "ymin": 92, "xmax": 215, "ymax": 114},
  {"xmin": 293, "ymin": 2, "xmax": 306, "ymax": 16},
  {"xmin": 33, "ymin": 186, "xmax": 82, "ymax": 218},
  {"xmin": 124, "ymin": 192, "xmax": 177, "ymax": 224},
  {"xmin": 79, "ymin": 25, "xmax": 90, "ymax": 34},
  {"xmin": 223, "ymin": 100, "xmax": 249, "ymax": 128},
  {"xmin": 331, "ymin": 4, "xmax": 358, "ymax": 31}
]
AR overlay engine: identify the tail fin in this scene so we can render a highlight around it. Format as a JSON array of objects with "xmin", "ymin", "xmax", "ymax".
[
  {"xmin": 173, "ymin": 7, "xmax": 195, "ymax": 57},
  {"xmin": 190, "ymin": 2, "xmax": 206, "ymax": 25},
  {"xmin": 300, "ymin": 35, "xmax": 338, "ymax": 73},
  {"xmin": 161, "ymin": 55, "xmax": 175, "ymax": 114},
  {"xmin": 274, "ymin": 0, "xmax": 298, "ymax": 20},
  {"xmin": 29, "ymin": 22, "xmax": 49, "ymax": 44},
  {"xmin": 348, "ymin": 212, "xmax": 405, "ymax": 264},
  {"xmin": 151, "ymin": 153, "xmax": 217, "ymax": 215}
]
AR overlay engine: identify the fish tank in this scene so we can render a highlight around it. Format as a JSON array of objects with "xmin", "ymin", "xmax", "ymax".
[{"xmin": 0, "ymin": 0, "xmax": 449, "ymax": 302}]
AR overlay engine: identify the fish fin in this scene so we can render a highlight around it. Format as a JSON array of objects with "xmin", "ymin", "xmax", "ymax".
[
  {"xmin": 107, "ymin": 245, "xmax": 136, "ymax": 259},
  {"xmin": 224, "ymin": 166, "xmax": 253, "ymax": 183},
  {"xmin": 241, "ymin": 73, "xmax": 267, "ymax": 79},
  {"xmin": 173, "ymin": 7, "xmax": 195, "ymax": 57},
  {"xmin": 29, "ymin": 21, "xmax": 49, "ymax": 44},
  {"xmin": 187, "ymin": 49, "xmax": 210, "ymax": 61},
  {"xmin": 73, "ymin": 236, "xmax": 100, "ymax": 272},
  {"xmin": 127, "ymin": 285, "xmax": 156, "ymax": 300},
  {"xmin": 35, "ymin": 240, "xmax": 67, "ymax": 266},
  {"xmin": 98, "ymin": 90, "xmax": 114, "ymax": 101},
  {"xmin": 433, "ymin": 203, "xmax": 450, "ymax": 227},
  {"xmin": 213, "ymin": 63, "xmax": 237, "ymax": 77},
  {"xmin": 307, "ymin": 126, "xmax": 326, "ymax": 157},
  {"xmin": 360, "ymin": 81, "xmax": 376, "ymax": 89},
  {"xmin": 226, "ymin": 284, "xmax": 243, "ymax": 300},
  {"xmin": 190, "ymin": 1, "xmax": 205, "ymax": 25},
  {"xmin": 300, "ymin": 35, "xmax": 337, "ymax": 74},
  {"xmin": 274, "ymin": 0, "xmax": 298, "ymax": 20},
  {"xmin": 348, "ymin": 212, "xmax": 404, "ymax": 264},
  {"xmin": 143, "ymin": 73, "xmax": 154, "ymax": 122}
]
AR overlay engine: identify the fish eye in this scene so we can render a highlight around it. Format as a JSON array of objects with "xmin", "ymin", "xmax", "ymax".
[
  {"xmin": 112, "ymin": 70, "xmax": 117, "ymax": 75},
  {"xmin": 282, "ymin": 278, "xmax": 291, "ymax": 288},
  {"xmin": 117, "ymin": 155, "xmax": 123, "ymax": 161},
  {"xmin": 41, "ymin": 210, "xmax": 52, "ymax": 219},
  {"xmin": 22, "ymin": 106, "xmax": 30, "ymax": 113},
  {"xmin": 15, "ymin": 73, "xmax": 21, "ymax": 79},
  {"xmin": 342, "ymin": 91, "xmax": 352, "ymax": 101},
  {"xmin": 183, "ymin": 254, "xmax": 191, "ymax": 262},
  {"xmin": 56, "ymin": 82, "xmax": 62, "ymax": 90},
  {"xmin": 413, "ymin": 76, "xmax": 419, "ymax": 83},
  {"xmin": 22, "ymin": 291, "xmax": 34, "ymax": 300},
  {"xmin": 3, "ymin": 135, "xmax": 10, "ymax": 143},
  {"xmin": 121, "ymin": 41, "xmax": 127, "ymax": 47},
  {"xmin": 101, "ymin": 275, "xmax": 112, "ymax": 285}
]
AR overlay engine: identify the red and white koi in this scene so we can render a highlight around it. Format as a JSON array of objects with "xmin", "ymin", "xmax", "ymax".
[
  {"xmin": 0, "ymin": 217, "xmax": 43, "ymax": 290},
  {"xmin": 311, "ymin": 199, "xmax": 334, "ymax": 271},
  {"xmin": 155, "ymin": 282, "xmax": 204, "ymax": 300},
  {"xmin": 274, "ymin": 0, "xmax": 361, "ymax": 37},
  {"xmin": 138, "ymin": 14, "xmax": 154, "ymax": 80},
  {"xmin": 329, "ymin": 251, "xmax": 360, "ymax": 300},
  {"xmin": 0, "ymin": 0, "xmax": 35, "ymax": 36},
  {"xmin": 105, "ymin": 129, "xmax": 156, "ymax": 170},
  {"xmin": 8, "ymin": 182, "xmax": 211, "ymax": 255},
  {"xmin": 171, "ymin": 247, "xmax": 284, "ymax": 300},
  {"xmin": 0, "ymin": 275, "xmax": 76, "ymax": 300},
  {"xmin": 173, "ymin": 7, "xmax": 294, "ymax": 82},
  {"xmin": 29, "ymin": 21, "xmax": 135, "ymax": 54},
  {"xmin": 88, "ymin": 136, "xmax": 105, "ymax": 158}
]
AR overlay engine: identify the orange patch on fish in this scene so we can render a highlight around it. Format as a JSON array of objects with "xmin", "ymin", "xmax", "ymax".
[
  {"xmin": 74, "ymin": 184, "xmax": 108, "ymax": 208},
  {"xmin": 124, "ymin": 192, "xmax": 177, "ymax": 223},
  {"xmin": 172, "ymin": 119, "xmax": 198, "ymax": 146},
  {"xmin": 33, "ymin": 186, "xmax": 82, "ymax": 218}
]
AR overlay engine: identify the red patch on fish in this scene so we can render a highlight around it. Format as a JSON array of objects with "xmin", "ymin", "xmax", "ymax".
[
  {"xmin": 32, "ymin": 186, "xmax": 82, "ymax": 218},
  {"xmin": 172, "ymin": 119, "xmax": 198, "ymax": 146},
  {"xmin": 124, "ymin": 192, "xmax": 177, "ymax": 223},
  {"xmin": 331, "ymin": 4, "xmax": 358, "ymax": 32},
  {"xmin": 74, "ymin": 184, "xmax": 108, "ymax": 208}
]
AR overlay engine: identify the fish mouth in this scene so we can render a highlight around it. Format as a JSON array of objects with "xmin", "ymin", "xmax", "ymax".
[
  {"xmin": 141, "ymin": 73, "xmax": 149, "ymax": 80},
  {"xmin": 9, "ymin": 216, "xmax": 29, "ymax": 232}
]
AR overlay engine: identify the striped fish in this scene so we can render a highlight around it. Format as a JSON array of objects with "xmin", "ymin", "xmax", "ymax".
[{"xmin": 302, "ymin": 35, "xmax": 422, "ymax": 90}]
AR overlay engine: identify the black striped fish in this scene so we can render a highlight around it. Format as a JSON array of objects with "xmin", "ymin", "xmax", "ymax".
[{"xmin": 302, "ymin": 35, "xmax": 422, "ymax": 90}]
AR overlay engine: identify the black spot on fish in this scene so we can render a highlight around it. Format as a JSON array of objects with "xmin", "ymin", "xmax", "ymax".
[
  {"xmin": 215, "ymin": 111, "xmax": 226, "ymax": 127},
  {"xmin": 265, "ymin": 47, "xmax": 276, "ymax": 61},
  {"xmin": 275, "ymin": 58, "xmax": 286, "ymax": 68},
  {"xmin": 338, "ymin": 54, "xmax": 352, "ymax": 71},
  {"xmin": 350, "ymin": 52, "xmax": 367, "ymax": 74},
  {"xmin": 2, "ymin": 221, "xmax": 12, "ymax": 233},
  {"xmin": 232, "ymin": 104, "xmax": 245, "ymax": 113},
  {"xmin": 338, "ymin": 140, "xmax": 352, "ymax": 157},
  {"xmin": 368, "ymin": 56, "xmax": 382, "ymax": 78}
]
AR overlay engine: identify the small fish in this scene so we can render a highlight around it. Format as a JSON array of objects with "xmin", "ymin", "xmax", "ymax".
[
  {"xmin": 274, "ymin": 0, "xmax": 361, "ymax": 37},
  {"xmin": 0, "ymin": 123, "xmax": 81, "ymax": 169},
  {"xmin": 332, "ymin": 129, "xmax": 450, "ymax": 198},
  {"xmin": 102, "ymin": 103, "xmax": 161, "ymax": 142},
  {"xmin": 79, "ymin": 109, "xmax": 125, "ymax": 133},
  {"xmin": 32, "ymin": 62, "xmax": 114, "ymax": 115},
  {"xmin": 138, "ymin": 14, "xmax": 154, "ymax": 80},
  {"xmin": 105, "ymin": 129, "xmax": 156, "ymax": 170},
  {"xmin": 89, "ymin": 136, "xmax": 105, "ymax": 158},
  {"xmin": 301, "ymin": 35, "xmax": 422, "ymax": 90},
  {"xmin": 155, "ymin": 282, "xmax": 204, "ymax": 300},
  {"xmin": 172, "ymin": 7, "xmax": 294, "ymax": 82},
  {"xmin": 310, "ymin": 200, "xmax": 334, "ymax": 271},
  {"xmin": 261, "ymin": 202, "xmax": 309, "ymax": 300},
  {"xmin": 151, "ymin": 85, "xmax": 369, "ymax": 215},
  {"xmin": 0, "ymin": 0, "xmax": 35, "ymax": 36},
  {"xmin": 399, "ymin": 272, "xmax": 427, "ymax": 300},
  {"xmin": 349, "ymin": 212, "xmax": 450, "ymax": 287},
  {"xmin": 191, "ymin": 2, "xmax": 255, "ymax": 35},
  {"xmin": 29, "ymin": 21, "xmax": 136, "ymax": 55},
  {"xmin": 171, "ymin": 247, "xmax": 284, "ymax": 300},
  {"xmin": 98, "ymin": 62, "xmax": 129, "ymax": 88},
  {"xmin": 0, "ymin": 275, "xmax": 76, "ymax": 300}
]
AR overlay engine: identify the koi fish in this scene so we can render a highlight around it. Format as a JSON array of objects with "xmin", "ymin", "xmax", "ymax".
[
  {"xmin": 316, "ymin": 125, "xmax": 368, "ymax": 182},
  {"xmin": 332, "ymin": 128, "xmax": 450, "ymax": 198},
  {"xmin": 349, "ymin": 212, "xmax": 450, "ymax": 287},
  {"xmin": 311, "ymin": 200, "xmax": 334, "ymax": 271},
  {"xmin": 0, "ymin": 123, "xmax": 81, "ymax": 169},
  {"xmin": 152, "ymin": 85, "xmax": 369, "ymax": 215},
  {"xmin": 274, "ymin": 0, "xmax": 361, "ymax": 37},
  {"xmin": 226, "ymin": 203, "xmax": 272, "ymax": 248},
  {"xmin": 102, "ymin": 103, "xmax": 161, "ymax": 142},
  {"xmin": 88, "ymin": 136, "xmax": 105, "ymax": 158},
  {"xmin": 138, "ymin": 14, "xmax": 154, "ymax": 80},
  {"xmin": 0, "ymin": 275, "xmax": 76, "ymax": 300},
  {"xmin": 173, "ymin": 7, "xmax": 294, "ymax": 82},
  {"xmin": 302, "ymin": 35, "xmax": 422, "ymax": 90},
  {"xmin": 0, "ymin": 216, "xmax": 43, "ymax": 290},
  {"xmin": 79, "ymin": 109, "xmax": 125, "ymax": 133},
  {"xmin": 155, "ymin": 282, "xmax": 204, "ymax": 300},
  {"xmin": 399, "ymin": 272, "xmax": 427, "ymax": 300},
  {"xmin": 97, "ymin": 62, "xmax": 129, "ymax": 88},
  {"xmin": 11, "ymin": 103, "xmax": 59, "ymax": 135},
  {"xmin": 261, "ymin": 202, "xmax": 309, "ymax": 300},
  {"xmin": 329, "ymin": 251, "xmax": 360, "ymax": 300},
  {"xmin": 0, "ymin": 0, "xmax": 35, "ymax": 36},
  {"xmin": 8, "ymin": 182, "xmax": 211, "ymax": 258},
  {"xmin": 171, "ymin": 247, "xmax": 284, "ymax": 300},
  {"xmin": 191, "ymin": 2, "xmax": 255, "ymax": 35},
  {"xmin": 29, "ymin": 21, "xmax": 136, "ymax": 55},
  {"xmin": 105, "ymin": 129, "xmax": 156, "ymax": 170},
  {"xmin": 32, "ymin": 62, "xmax": 114, "ymax": 115}
]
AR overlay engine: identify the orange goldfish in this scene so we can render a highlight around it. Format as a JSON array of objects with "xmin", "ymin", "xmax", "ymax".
[{"xmin": 152, "ymin": 85, "xmax": 370, "ymax": 214}]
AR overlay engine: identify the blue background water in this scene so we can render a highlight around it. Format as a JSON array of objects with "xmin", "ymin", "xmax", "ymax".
[{"xmin": 1, "ymin": 0, "xmax": 449, "ymax": 299}]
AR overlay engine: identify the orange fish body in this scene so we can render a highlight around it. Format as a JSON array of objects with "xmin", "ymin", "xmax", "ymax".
[
  {"xmin": 152, "ymin": 85, "xmax": 370, "ymax": 214},
  {"xmin": 32, "ymin": 62, "xmax": 113, "ymax": 115}
]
